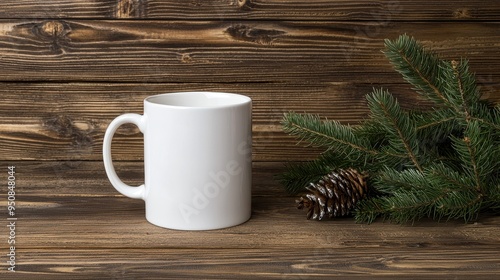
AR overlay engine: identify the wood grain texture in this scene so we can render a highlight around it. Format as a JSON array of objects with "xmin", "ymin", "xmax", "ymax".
[
  {"xmin": 1, "ymin": 1, "xmax": 500, "ymax": 278},
  {"xmin": 2, "ymin": 82, "xmax": 498, "ymax": 162},
  {"xmin": 4, "ymin": 161, "xmax": 500, "ymax": 279},
  {"xmin": 14, "ymin": 248, "xmax": 500, "ymax": 279},
  {"xmin": 0, "ymin": 82, "xmax": 415, "ymax": 161},
  {"xmin": 0, "ymin": 20, "xmax": 499, "ymax": 83},
  {"xmin": 0, "ymin": 0, "xmax": 499, "ymax": 20}
]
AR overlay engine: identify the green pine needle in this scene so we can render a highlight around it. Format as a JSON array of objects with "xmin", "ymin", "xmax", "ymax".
[
  {"xmin": 440, "ymin": 59, "xmax": 481, "ymax": 114},
  {"xmin": 282, "ymin": 112, "xmax": 377, "ymax": 158},
  {"xmin": 282, "ymin": 34, "xmax": 500, "ymax": 224},
  {"xmin": 451, "ymin": 120, "xmax": 498, "ymax": 194},
  {"xmin": 279, "ymin": 150, "xmax": 359, "ymax": 195},
  {"xmin": 366, "ymin": 88, "xmax": 423, "ymax": 171},
  {"xmin": 383, "ymin": 34, "xmax": 449, "ymax": 105}
]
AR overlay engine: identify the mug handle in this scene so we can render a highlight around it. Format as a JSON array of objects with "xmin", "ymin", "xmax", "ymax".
[{"xmin": 103, "ymin": 113, "xmax": 146, "ymax": 200}]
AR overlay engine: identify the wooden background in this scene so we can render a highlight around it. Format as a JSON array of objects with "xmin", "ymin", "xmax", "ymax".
[{"xmin": 1, "ymin": 1, "xmax": 500, "ymax": 278}]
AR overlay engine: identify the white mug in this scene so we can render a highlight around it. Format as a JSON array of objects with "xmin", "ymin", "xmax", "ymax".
[{"xmin": 103, "ymin": 92, "xmax": 252, "ymax": 230}]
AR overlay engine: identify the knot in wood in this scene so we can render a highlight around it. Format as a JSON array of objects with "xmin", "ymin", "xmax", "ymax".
[
  {"xmin": 453, "ymin": 8, "xmax": 471, "ymax": 19},
  {"xmin": 43, "ymin": 115, "xmax": 94, "ymax": 150},
  {"xmin": 181, "ymin": 53, "xmax": 193, "ymax": 63},
  {"xmin": 32, "ymin": 20, "xmax": 71, "ymax": 53},
  {"xmin": 225, "ymin": 24, "xmax": 285, "ymax": 45},
  {"xmin": 39, "ymin": 20, "xmax": 67, "ymax": 38}
]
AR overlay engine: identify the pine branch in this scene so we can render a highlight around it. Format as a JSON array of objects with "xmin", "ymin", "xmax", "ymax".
[
  {"xmin": 416, "ymin": 115, "xmax": 456, "ymax": 131},
  {"xmin": 280, "ymin": 162, "xmax": 330, "ymax": 195},
  {"xmin": 413, "ymin": 107, "xmax": 459, "ymax": 134},
  {"xmin": 413, "ymin": 109, "xmax": 461, "ymax": 159},
  {"xmin": 353, "ymin": 119, "xmax": 389, "ymax": 149},
  {"xmin": 426, "ymin": 163, "xmax": 474, "ymax": 191},
  {"xmin": 385, "ymin": 189, "xmax": 437, "ymax": 224},
  {"xmin": 452, "ymin": 120, "xmax": 498, "ymax": 194},
  {"xmin": 357, "ymin": 183, "xmax": 483, "ymax": 224},
  {"xmin": 440, "ymin": 59, "xmax": 480, "ymax": 120},
  {"xmin": 367, "ymin": 89, "xmax": 424, "ymax": 172},
  {"xmin": 453, "ymin": 59, "xmax": 480, "ymax": 108},
  {"xmin": 487, "ymin": 180, "xmax": 500, "ymax": 207},
  {"xmin": 433, "ymin": 189, "xmax": 483, "ymax": 222},
  {"xmin": 282, "ymin": 112, "xmax": 378, "ymax": 157},
  {"xmin": 383, "ymin": 34, "xmax": 449, "ymax": 106},
  {"xmin": 472, "ymin": 116, "xmax": 500, "ymax": 131},
  {"xmin": 425, "ymin": 163, "xmax": 483, "ymax": 222},
  {"xmin": 282, "ymin": 34, "xmax": 500, "ymax": 225},
  {"xmin": 471, "ymin": 104, "xmax": 500, "ymax": 132},
  {"xmin": 354, "ymin": 197, "xmax": 387, "ymax": 224},
  {"xmin": 356, "ymin": 188, "xmax": 438, "ymax": 224},
  {"xmin": 280, "ymin": 151, "xmax": 350, "ymax": 195},
  {"xmin": 375, "ymin": 167, "xmax": 428, "ymax": 194},
  {"xmin": 280, "ymin": 146, "xmax": 380, "ymax": 195}
]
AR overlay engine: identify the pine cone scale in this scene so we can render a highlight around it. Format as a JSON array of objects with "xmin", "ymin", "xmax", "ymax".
[{"xmin": 296, "ymin": 168, "xmax": 369, "ymax": 220}]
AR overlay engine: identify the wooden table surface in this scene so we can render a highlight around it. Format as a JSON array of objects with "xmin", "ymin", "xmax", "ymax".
[
  {"xmin": 1, "ymin": 1, "xmax": 500, "ymax": 279},
  {"xmin": 5, "ymin": 161, "xmax": 499, "ymax": 279}
]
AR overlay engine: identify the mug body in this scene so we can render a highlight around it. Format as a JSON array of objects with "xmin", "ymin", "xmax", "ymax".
[{"xmin": 143, "ymin": 92, "xmax": 252, "ymax": 230}]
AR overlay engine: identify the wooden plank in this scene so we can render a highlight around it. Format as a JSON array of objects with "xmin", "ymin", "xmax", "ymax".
[
  {"xmin": 15, "ymin": 194, "xmax": 500, "ymax": 250},
  {"xmin": 4, "ymin": 161, "xmax": 500, "ymax": 278},
  {"xmin": 0, "ymin": 82, "xmax": 335, "ymax": 161},
  {"xmin": 0, "ymin": 0, "xmax": 500, "ymax": 21},
  {"xmin": 6, "ymin": 161, "xmax": 282, "ymax": 196},
  {"xmin": 1, "ymin": 1, "xmax": 498, "ymax": 278},
  {"xmin": 13, "ymin": 248, "xmax": 500, "ymax": 279},
  {"xmin": 1, "ymin": 82, "xmax": 499, "ymax": 161},
  {"xmin": 0, "ymin": 20, "xmax": 499, "ymax": 83},
  {"xmin": 10, "ymin": 161, "xmax": 500, "ymax": 246}
]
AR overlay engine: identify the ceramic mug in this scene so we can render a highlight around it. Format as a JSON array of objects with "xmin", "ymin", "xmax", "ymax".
[{"xmin": 103, "ymin": 92, "xmax": 252, "ymax": 230}]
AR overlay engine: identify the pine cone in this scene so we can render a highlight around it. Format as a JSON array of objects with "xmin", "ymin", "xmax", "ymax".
[{"xmin": 296, "ymin": 168, "xmax": 369, "ymax": 220}]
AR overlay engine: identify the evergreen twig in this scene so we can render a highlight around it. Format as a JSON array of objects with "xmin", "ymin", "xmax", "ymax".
[{"xmin": 282, "ymin": 34, "xmax": 500, "ymax": 224}]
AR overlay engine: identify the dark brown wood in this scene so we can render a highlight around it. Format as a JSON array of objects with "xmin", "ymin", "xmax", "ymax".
[
  {"xmin": 2, "ymin": 82, "xmax": 498, "ymax": 162},
  {"xmin": 5, "ymin": 161, "xmax": 500, "ymax": 279},
  {"xmin": 0, "ymin": 20, "xmax": 499, "ymax": 83},
  {"xmin": 1, "ymin": 1, "xmax": 500, "ymax": 278},
  {"xmin": 0, "ymin": 82, "xmax": 405, "ymax": 162},
  {"xmin": 14, "ymin": 248, "xmax": 500, "ymax": 279},
  {"xmin": 0, "ymin": 0, "xmax": 500, "ymax": 21}
]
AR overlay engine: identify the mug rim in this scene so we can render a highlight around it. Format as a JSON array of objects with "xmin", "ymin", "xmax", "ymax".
[{"xmin": 144, "ymin": 91, "xmax": 251, "ymax": 109}]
